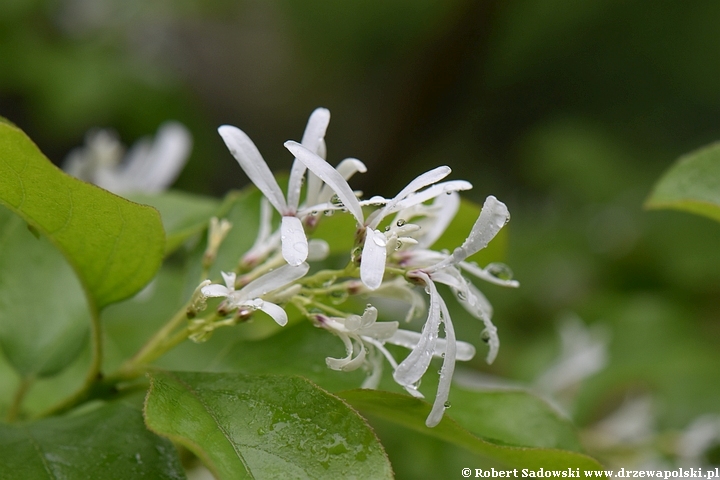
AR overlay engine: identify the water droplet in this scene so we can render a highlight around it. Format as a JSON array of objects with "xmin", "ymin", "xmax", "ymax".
[
  {"xmin": 311, "ymin": 210, "xmax": 318, "ymax": 216},
  {"xmin": 373, "ymin": 235, "xmax": 387, "ymax": 247},
  {"xmin": 481, "ymin": 329, "xmax": 491, "ymax": 343},
  {"xmin": 384, "ymin": 225, "xmax": 390, "ymax": 232},
  {"xmin": 330, "ymin": 194, "xmax": 343, "ymax": 207},
  {"xmin": 444, "ymin": 401, "xmax": 451, "ymax": 409},
  {"xmin": 456, "ymin": 290, "xmax": 467, "ymax": 301},
  {"xmin": 323, "ymin": 209, "xmax": 334, "ymax": 217},
  {"xmin": 396, "ymin": 219, "xmax": 407, "ymax": 227},
  {"xmin": 485, "ymin": 262, "xmax": 514, "ymax": 281},
  {"xmin": 395, "ymin": 240, "xmax": 403, "ymax": 251}
]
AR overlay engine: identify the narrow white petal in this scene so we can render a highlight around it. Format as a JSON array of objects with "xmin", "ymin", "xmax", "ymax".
[
  {"xmin": 201, "ymin": 284, "xmax": 230, "ymax": 298},
  {"xmin": 218, "ymin": 125, "xmax": 287, "ymax": 213},
  {"xmin": 221, "ymin": 271, "xmax": 236, "ymax": 291},
  {"xmin": 288, "ymin": 107, "xmax": 331, "ymax": 208},
  {"xmin": 455, "ymin": 195, "xmax": 510, "ymax": 262},
  {"xmin": 367, "ymin": 166, "xmax": 451, "ymax": 228},
  {"xmin": 360, "ymin": 229, "xmax": 387, "ymax": 290},
  {"xmin": 431, "ymin": 195, "xmax": 510, "ymax": 271},
  {"xmin": 393, "ymin": 272, "xmax": 442, "ymax": 387},
  {"xmin": 307, "ymin": 239, "xmax": 330, "ymax": 261},
  {"xmin": 387, "ymin": 329, "xmax": 475, "ymax": 362},
  {"xmin": 326, "ymin": 332, "xmax": 354, "ymax": 370},
  {"xmin": 460, "ymin": 261, "xmax": 520, "ymax": 288},
  {"xmin": 326, "ymin": 335, "xmax": 365, "ymax": 371},
  {"xmin": 300, "ymin": 107, "xmax": 331, "ymax": 154},
  {"xmin": 482, "ymin": 321, "xmax": 500, "ymax": 364},
  {"xmin": 285, "ymin": 141, "xmax": 364, "ymax": 224},
  {"xmin": 416, "ymin": 191, "xmax": 460, "ymax": 249},
  {"xmin": 240, "ymin": 262, "xmax": 310, "ymax": 299},
  {"xmin": 458, "ymin": 280, "xmax": 494, "ymax": 320},
  {"xmin": 392, "ymin": 180, "xmax": 472, "ymax": 213},
  {"xmin": 426, "ymin": 297, "xmax": 457, "ymax": 428},
  {"xmin": 359, "ymin": 321, "xmax": 399, "ymax": 340},
  {"xmin": 280, "ymin": 216, "xmax": 308, "ymax": 266},
  {"xmin": 342, "ymin": 338, "xmax": 367, "ymax": 371},
  {"xmin": 287, "ymin": 160, "xmax": 306, "ymax": 211},
  {"xmin": 316, "ymin": 158, "xmax": 367, "ymax": 204},
  {"xmin": 257, "ymin": 301, "xmax": 288, "ymax": 326}
]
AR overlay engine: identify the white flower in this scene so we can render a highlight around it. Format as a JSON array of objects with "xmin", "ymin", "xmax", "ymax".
[
  {"xmin": 390, "ymin": 195, "xmax": 513, "ymax": 427},
  {"xmin": 402, "ymin": 195, "xmax": 517, "ymax": 363},
  {"xmin": 220, "ymin": 108, "xmax": 367, "ymax": 267},
  {"xmin": 534, "ymin": 315, "xmax": 608, "ymax": 395},
  {"xmin": 284, "ymin": 140, "xmax": 472, "ymax": 290},
  {"xmin": 315, "ymin": 304, "xmax": 475, "ymax": 403},
  {"xmin": 201, "ymin": 263, "xmax": 309, "ymax": 326},
  {"xmin": 64, "ymin": 121, "xmax": 192, "ymax": 194},
  {"xmin": 316, "ymin": 305, "xmax": 398, "ymax": 372}
]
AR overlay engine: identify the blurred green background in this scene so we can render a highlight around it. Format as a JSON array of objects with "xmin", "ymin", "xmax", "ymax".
[{"xmin": 2, "ymin": 0, "xmax": 720, "ymax": 472}]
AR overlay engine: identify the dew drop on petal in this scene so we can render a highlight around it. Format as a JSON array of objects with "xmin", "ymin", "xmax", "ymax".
[
  {"xmin": 485, "ymin": 262, "xmax": 514, "ymax": 281},
  {"xmin": 480, "ymin": 329, "xmax": 491, "ymax": 343},
  {"xmin": 396, "ymin": 219, "xmax": 407, "ymax": 227}
]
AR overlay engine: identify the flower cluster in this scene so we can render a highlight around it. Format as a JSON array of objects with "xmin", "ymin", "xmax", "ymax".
[{"xmin": 197, "ymin": 108, "xmax": 518, "ymax": 427}]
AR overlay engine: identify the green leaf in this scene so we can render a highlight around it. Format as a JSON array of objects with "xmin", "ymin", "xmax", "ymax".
[
  {"xmin": 446, "ymin": 386, "xmax": 582, "ymax": 451},
  {"xmin": 646, "ymin": 142, "xmax": 720, "ymax": 223},
  {"xmin": 0, "ymin": 208, "xmax": 89, "ymax": 377},
  {"xmin": 0, "ymin": 119, "xmax": 165, "ymax": 309},
  {"xmin": 0, "ymin": 396, "xmax": 185, "ymax": 479},
  {"xmin": 144, "ymin": 371, "xmax": 392, "ymax": 480},
  {"xmin": 339, "ymin": 389, "xmax": 604, "ymax": 472},
  {"xmin": 129, "ymin": 191, "xmax": 221, "ymax": 255}
]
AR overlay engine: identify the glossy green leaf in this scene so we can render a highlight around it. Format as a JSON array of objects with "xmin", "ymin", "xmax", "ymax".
[
  {"xmin": 446, "ymin": 386, "xmax": 582, "ymax": 451},
  {"xmin": 0, "ymin": 397, "xmax": 185, "ymax": 479},
  {"xmin": 129, "ymin": 191, "xmax": 221, "ymax": 254},
  {"xmin": 0, "ymin": 208, "xmax": 89, "ymax": 377},
  {"xmin": 0, "ymin": 119, "xmax": 165, "ymax": 309},
  {"xmin": 339, "ymin": 389, "xmax": 604, "ymax": 472},
  {"xmin": 144, "ymin": 371, "xmax": 392, "ymax": 479},
  {"xmin": 646, "ymin": 142, "xmax": 720, "ymax": 223}
]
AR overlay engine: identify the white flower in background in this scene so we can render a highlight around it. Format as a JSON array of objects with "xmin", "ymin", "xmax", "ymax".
[
  {"xmin": 534, "ymin": 315, "xmax": 608, "ymax": 395},
  {"xmin": 285, "ymin": 141, "xmax": 472, "ymax": 289},
  {"xmin": 677, "ymin": 414, "xmax": 720, "ymax": 467},
  {"xmin": 64, "ymin": 121, "xmax": 192, "ymax": 194},
  {"xmin": 201, "ymin": 263, "xmax": 309, "ymax": 326},
  {"xmin": 219, "ymin": 108, "xmax": 368, "ymax": 266}
]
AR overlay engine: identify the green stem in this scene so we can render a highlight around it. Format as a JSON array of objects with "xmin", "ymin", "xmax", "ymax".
[
  {"xmin": 6, "ymin": 376, "xmax": 34, "ymax": 422},
  {"xmin": 115, "ymin": 303, "xmax": 192, "ymax": 377}
]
